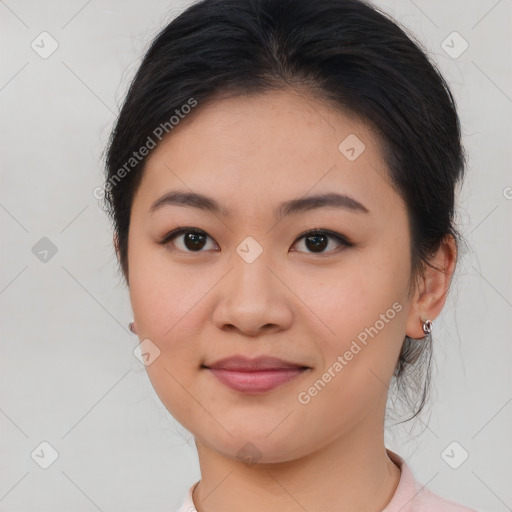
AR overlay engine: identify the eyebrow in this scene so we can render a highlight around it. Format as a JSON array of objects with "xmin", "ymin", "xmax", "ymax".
[{"xmin": 149, "ymin": 190, "xmax": 370, "ymax": 219}]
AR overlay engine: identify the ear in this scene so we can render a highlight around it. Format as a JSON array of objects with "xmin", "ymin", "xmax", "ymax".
[{"xmin": 405, "ymin": 235, "xmax": 457, "ymax": 340}]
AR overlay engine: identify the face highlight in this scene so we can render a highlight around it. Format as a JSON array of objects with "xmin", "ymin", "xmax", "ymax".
[{"xmin": 126, "ymin": 89, "xmax": 417, "ymax": 463}]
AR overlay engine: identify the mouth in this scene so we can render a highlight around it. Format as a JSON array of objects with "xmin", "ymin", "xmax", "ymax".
[{"xmin": 202, "ymin": 355, "xmax": 311, "ymax": 394}]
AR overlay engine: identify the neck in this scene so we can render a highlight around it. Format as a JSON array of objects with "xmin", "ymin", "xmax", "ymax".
[{"xmin": 192, "ymin": 417, "xmax": 401, "ymax": 512}]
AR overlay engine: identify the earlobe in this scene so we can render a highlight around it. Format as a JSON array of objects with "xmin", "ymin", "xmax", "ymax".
[{"xmin": 405, "ymin": 235, "xmax": 457, "ymax": 339}]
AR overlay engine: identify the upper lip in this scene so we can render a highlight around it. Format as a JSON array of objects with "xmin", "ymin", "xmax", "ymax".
[{"xmin": 203, "ymin": 355, "xmax": 310, "ymax": 371}]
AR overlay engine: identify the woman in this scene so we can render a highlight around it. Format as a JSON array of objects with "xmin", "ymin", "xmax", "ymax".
[{"xmin": 103, "ymin": 0, "xmax": 478, "ymax": 510}]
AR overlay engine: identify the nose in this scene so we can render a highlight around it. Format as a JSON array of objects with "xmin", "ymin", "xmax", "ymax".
[{"xmin": 211, "ymin": 251, "xmax": 294, "ymax": 337}]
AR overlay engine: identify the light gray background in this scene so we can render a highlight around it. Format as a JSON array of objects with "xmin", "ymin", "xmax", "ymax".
[{"xmin": 1, "ymin": 0, "xmax": 511, "ymax": 511}]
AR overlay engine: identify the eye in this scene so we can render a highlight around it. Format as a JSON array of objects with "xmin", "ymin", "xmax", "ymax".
[
  {"xmin": 291, "ymin": 229, "xmax": 353, "ymax": 254},
  {"xmin": 158, "ymin": 227, "xmax": 353, "ymax": 255},
  {"xmin": 158, "ymin": 227, "xmax": 218, "ymax": 252}
]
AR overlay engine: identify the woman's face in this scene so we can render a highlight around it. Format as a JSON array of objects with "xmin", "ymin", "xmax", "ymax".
[{"xmin": 127, "ymin": 89, "xmax": 418, "ymax": 463}]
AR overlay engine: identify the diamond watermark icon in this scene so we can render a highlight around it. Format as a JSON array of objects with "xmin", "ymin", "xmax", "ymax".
[
  {"xmin": 236, "ymin": 442, "xmax": 262, "ymax": 467},
  {"xmin": 441, "ymin": 31, "xmax": 469, "ymax": 59},
  {"xmin": 31, "ymin": 31, "xmax": 59, "ymax": 59},
  {"xmin": 134, "ymin": 338, "xmax": 161, "ymax": 366},
  {"xmin": 338, "ymin": 134, "xmax": 366, "ymax": 161},
  {"xmin": 441, "ymin": 441, "xmax": 469, "ymax": 469},
  {"xmin": 236, "ymin": 236, "xmax": 263, "ymax": 263},
  {"xmin": 32, "ymin": 237, "xmax": 58, "ymax": 263},
  {"xmin": 31, "ymin": 441, "xmax": 59, "ymax": 469}
]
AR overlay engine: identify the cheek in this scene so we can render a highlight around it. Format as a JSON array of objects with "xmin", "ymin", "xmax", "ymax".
[
  {"xmin": 128, "ymin": 238, "xmax": 203, "ymax": 337},
  {"xmin": 292, "ymin": 249, "xmax": 410, "ymax": 368},
  {"xmin": 290, "ymin": 265, "xmax": 408, "ymax": 428},
  {"xmin": 302, "ymin": 261, "xmax": 405, "ymax": 326},
  {"xmin": 128, "ymin": 243, "xmax": 225, "ymax": 411},
  {"xmin": 128, "ymin": 245, "xmax": 168, "ymax": 334}
]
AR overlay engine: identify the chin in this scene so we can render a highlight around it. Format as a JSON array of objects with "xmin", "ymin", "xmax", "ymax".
[{"xmin": 196, "ymin": 427, "xmax": 311, "ymax": 465}]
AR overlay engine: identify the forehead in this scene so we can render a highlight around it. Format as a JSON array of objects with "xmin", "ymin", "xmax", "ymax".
[{"xmin": 133, "ymin": 89, "xmax": 400, "ymax": 222}]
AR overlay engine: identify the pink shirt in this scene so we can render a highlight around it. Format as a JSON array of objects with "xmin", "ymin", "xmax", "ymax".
[{"xmin": 175, "ymin": 449, "xmax": 479, "ymax": 512}]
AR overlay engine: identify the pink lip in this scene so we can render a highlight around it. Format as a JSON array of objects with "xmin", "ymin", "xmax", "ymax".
[{"xmin": 203, "ymin": 356, "xmax": 310, "ymax": 394}]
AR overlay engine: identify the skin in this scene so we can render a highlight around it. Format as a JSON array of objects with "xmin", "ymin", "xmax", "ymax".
[{"xmin": 116, "ymin": 88, "xmax": 456, "ymax": 512}]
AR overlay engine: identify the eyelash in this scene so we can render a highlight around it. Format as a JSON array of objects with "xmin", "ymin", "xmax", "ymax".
[{"xmin": 158, "ymin": 227, "xmax": 353, "ymax": 255}]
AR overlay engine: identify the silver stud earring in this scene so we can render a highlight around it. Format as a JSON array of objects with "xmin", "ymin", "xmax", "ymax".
[
  {"xmin": 129, "ymin": 321, "xmax": 136, "ymax": 334},
  {"xmin": 422, "ymin": 319, "xmax": 433, "ymax": 336}
]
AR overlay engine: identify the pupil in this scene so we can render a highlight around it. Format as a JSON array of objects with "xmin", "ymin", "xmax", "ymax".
[
  {"xmin": 306, "ymin": 234, "xmax": 327, "ymax": 252},
  {"xmin": 185, "ymin": 232, "xmax": 206, "ymax": 251}
]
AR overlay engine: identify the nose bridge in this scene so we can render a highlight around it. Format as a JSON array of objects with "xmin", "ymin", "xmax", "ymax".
[
  {"xmin": 229, "ymin": 238, "xmax": 276, "ymax": 299},
  {"xmin": 211, "ymin": 237, "xmax": 292, "ymax": 334}
]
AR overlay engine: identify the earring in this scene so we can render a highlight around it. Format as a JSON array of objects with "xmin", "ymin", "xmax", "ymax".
[
  {"xmin": 129, "ymin": 321, "xmax": 137, "ymax": 334},
  {"xmin": 422, "ymin": 319, "xmax": 433, "ymax": 336}
]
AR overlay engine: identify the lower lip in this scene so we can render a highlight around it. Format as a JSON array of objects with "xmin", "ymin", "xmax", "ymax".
[{"xmin": 207, "ymin": 367, "xmax": 308, "ymax": 393}]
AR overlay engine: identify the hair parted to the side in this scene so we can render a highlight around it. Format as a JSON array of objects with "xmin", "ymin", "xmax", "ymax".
[{"xmin": 103, "ymin": 0, "xmax": 466, "ymax": 424}]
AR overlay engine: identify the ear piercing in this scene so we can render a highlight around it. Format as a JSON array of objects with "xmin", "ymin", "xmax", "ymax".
[{"xmin": 422, "ymin": 319, "xmax": 433, "ymax": 336}]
